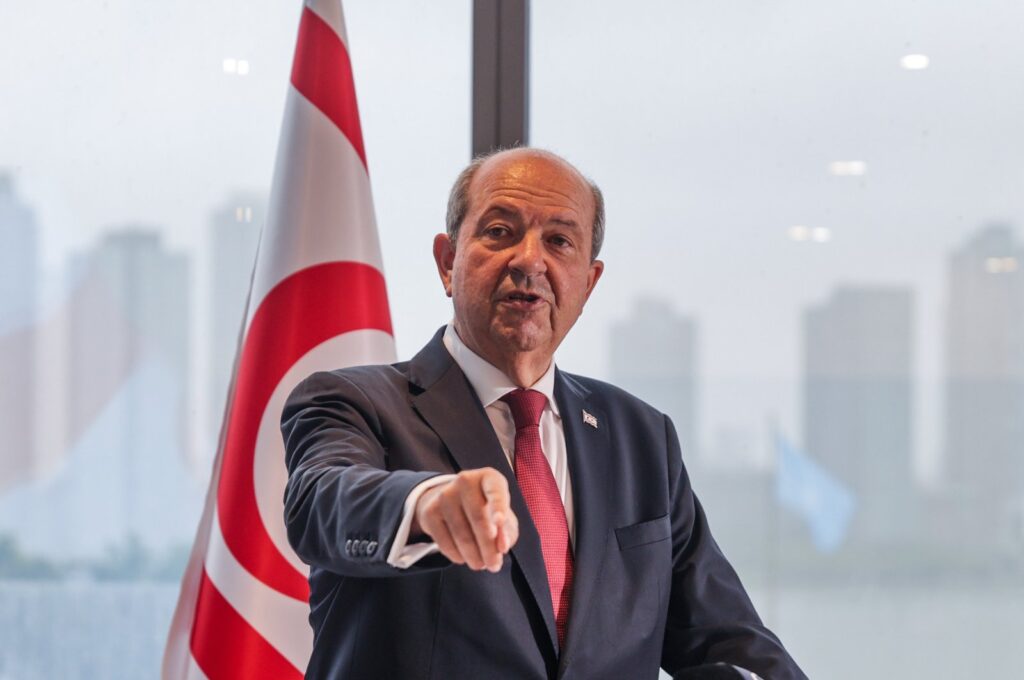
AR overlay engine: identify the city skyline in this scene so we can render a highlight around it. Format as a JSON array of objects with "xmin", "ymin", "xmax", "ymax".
[{"xmin": 0, "ymin": 181, "xmax": 1021, "ymax": 565}]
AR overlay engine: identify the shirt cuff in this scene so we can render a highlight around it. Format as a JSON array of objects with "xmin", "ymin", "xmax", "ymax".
[{"xmin": 386, "ymin": 474, "xmax": 457, "ymax": 569}]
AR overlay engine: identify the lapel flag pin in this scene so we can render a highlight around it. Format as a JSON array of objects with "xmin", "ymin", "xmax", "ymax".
[{"xmin": 582, "ymin": 410, "xmax": 598, "ymax": 428}]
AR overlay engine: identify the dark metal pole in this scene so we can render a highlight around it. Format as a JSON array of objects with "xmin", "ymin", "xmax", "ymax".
[{"xmin": 472, "ymin": 0, "xmax": 530, "ymax": 156}]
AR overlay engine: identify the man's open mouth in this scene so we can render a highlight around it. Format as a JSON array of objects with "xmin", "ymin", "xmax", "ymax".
[
  {"xmin": 506, "ymin": 292, "xmax": 542, "ymax": 303},
  {"xmin": 501, "ymin": 291, "xmax": 548, "ymax": 310}
]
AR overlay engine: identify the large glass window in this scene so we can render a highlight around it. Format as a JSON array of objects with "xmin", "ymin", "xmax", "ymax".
[
  {"xmin": 0, "ymin": 1, "xmax": 468, "ymax": 676},
  {"xmin": 3, "ymin": 0, "xmax": 1023, "ymax": 677},
  {"xmin": 532, "ymin": 2, "xmax": 1024, "ymax": 678}
]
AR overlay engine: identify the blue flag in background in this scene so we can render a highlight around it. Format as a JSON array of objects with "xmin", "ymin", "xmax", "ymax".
[{"xmin": 775, "ymin": 434, "xmax": 856, "ymax": 553}]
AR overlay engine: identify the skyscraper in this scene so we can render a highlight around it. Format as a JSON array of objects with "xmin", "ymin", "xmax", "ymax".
[
  {"xmin": 0, "ymin": 173, "xmax": 39, "ymax": 491},
  {"xmin": 944, "ymin": 224, "xmax": 1024, "ymax": 550},
  {"xmin": 3, "ymin": 227, "xmax": 201, "ymax": 557},
  {"xmin": 803, "ymin": 286, "xmax": 914, "ymax": 548},
  {"xmin": 608, "ymin": 298, "xmax": 771, "ymax": 573},
  {"xmin": 610, "ymin": 297, "xmax": 698, "ymax": 460},
  {"xmin": 207, "ymin": 193, "xmax": 263, "ymax": 445}
]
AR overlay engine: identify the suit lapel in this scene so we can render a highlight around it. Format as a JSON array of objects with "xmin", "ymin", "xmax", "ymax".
[
  {"xmin": 408, "ymin": 328, "xmax": 560, "ymax": 655},
  {"xmin": 555, "ymin": 370, "xmax": 611, "ymax": 676}
]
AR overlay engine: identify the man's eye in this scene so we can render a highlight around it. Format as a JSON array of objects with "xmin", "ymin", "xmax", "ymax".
[
  {"xmin": 549, "ymin": 235, "xmax": 572, "ymax": 248},
  {"xmin": 485, "ymin": 225, "xmax": 510, "ymax": 238}
]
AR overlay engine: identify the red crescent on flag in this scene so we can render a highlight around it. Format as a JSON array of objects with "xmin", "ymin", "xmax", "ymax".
[{"xmin": 217, "ymin": 261, "xmax": 393, "ymax": 601}]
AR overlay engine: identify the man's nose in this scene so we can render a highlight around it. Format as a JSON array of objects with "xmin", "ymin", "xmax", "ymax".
[{"xmin": 508, "ymin": 232, "xmax": 547, "ymax": 279}]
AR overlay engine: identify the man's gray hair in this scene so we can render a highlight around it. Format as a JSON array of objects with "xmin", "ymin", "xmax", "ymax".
[{"xmin": 444, "ymin": 148, "xmax": 605, "ymax": 261}]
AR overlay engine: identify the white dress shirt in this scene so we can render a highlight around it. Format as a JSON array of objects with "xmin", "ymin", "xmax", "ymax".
[{"xmin": 386, "ymin": 324, "xmax": 575, "ymax": 568}]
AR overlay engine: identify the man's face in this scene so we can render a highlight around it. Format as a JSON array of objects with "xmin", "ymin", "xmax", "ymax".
[{"xmin": 434, "ymin": 150, "xmax": 604, "ymax": 367}]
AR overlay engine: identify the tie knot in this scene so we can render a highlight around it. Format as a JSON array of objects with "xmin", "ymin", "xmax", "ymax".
[{"xmin": 500, "ymin": 389, "xmax": 547, "ymax": 429}]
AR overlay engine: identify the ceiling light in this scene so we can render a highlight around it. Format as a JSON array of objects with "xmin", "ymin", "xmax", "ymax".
[{"xmin": 901, "ymin": 54, "xmax": 930, "ymax": 70}]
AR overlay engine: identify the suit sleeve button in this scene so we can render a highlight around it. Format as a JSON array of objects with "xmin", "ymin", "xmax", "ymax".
[
  {"xmin": 367, "ymin": 540, "xmax": 378, "ymax": 554},
  {"xmin": 345, "ymin": 539, "xmax": 353, "ymax": 555},
  {"xmin": 358, "ymin": 539, "xmax": 369, "ymax": 556}
]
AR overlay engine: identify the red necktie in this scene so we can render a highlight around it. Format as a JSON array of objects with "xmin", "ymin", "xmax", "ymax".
[{"xmin": 500, "ymin": 389, "xmax": 574, "ymax": 650}]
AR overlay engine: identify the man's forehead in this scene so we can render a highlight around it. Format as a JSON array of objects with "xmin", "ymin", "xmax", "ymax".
[
  {"xmin": 469, "ymin": 150, "xmax": 593, "ymax": 214},
  {"xmin": 475, "ymin": 149, "xmax": 584, "ymax": 184}
]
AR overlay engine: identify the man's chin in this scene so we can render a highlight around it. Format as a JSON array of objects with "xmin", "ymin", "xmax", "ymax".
[{"xmin": 492, "ymin": 323, "xmax": 552, "ymax": 354}]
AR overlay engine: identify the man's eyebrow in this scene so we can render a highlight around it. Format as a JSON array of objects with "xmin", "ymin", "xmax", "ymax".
[
  {"xmin": 550, "ymin": 216, "xmax": 581, "ymax": 229},
  {"xmin": 478, "ymin": 204, "xmax": 582, "ymax": 230},
  {"xmin": 478, "ymin": 205, "xmax": 521, "ymax": 222}
]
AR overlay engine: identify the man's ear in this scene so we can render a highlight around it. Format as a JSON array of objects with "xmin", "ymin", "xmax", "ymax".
[
  {"xmin": 432, "ymin": 233, "xmax": 456, "ymax": 297},
  {"xmin": 584, "ymin": 259, "xmax": 604, "ymax": 302}
]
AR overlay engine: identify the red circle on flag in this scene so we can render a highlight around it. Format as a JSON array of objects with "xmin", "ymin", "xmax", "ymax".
[{"xmin": 217, "ymin": 261, "xmax": 393, "ymax": 601}]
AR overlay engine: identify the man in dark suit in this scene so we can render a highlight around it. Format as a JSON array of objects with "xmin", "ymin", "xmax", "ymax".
[{"xmin": 281, "ymin": 148, "xmax": 806, "ymax": 679}]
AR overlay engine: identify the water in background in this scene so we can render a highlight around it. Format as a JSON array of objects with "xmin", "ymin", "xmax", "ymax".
[{"xmin": 1, "ymin": 581, "xmax": 1021, "ymax": 679}]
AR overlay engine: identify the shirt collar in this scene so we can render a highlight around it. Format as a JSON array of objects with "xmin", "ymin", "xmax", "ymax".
[{"xmin": 443, "ymin": 323, "xmax": 560, "ymax": 417}]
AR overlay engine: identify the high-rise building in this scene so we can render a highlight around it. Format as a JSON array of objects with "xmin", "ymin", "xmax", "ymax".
[
  {"xmin": 207, "ymin": 193, "xmax": 263, "ymax": 443},
  {"xmin": 0, "ymin": 173, "xmax": 39, "ymax": 491},
  {"xmin": 943, "ymin": 224, "xmax": 1024, "ymax": 550},
  {"xmin": 610, "ymin": 297, "xmax": 698, "ymax": 460},
  {"xmin": 609, "ymin": 299, "xmax": 769, "ymax": 577},
  {"xmin": 803, "ymin": 286, "xmax": 914, "ymax": 548},
  {"xmin": 72, "ymin": 228, "xmax": 197, "ymax": 553},
  {"xmin": 0, "ymin": 228, "xmax": 201, "ymax": 558}
]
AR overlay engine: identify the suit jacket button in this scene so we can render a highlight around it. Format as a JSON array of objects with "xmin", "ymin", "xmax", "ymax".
[
  {"xmin": 367, "ymin": 540, "xmax": 378, "ymax": 554},
  {"xmin": 358, "ymin": 539, "xmax": 369, "ymax": 556}
]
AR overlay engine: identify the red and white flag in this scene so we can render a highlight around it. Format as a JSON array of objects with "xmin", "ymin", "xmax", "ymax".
[{"xmin": 163, "ymin": 1, "xmax": 395, "ymax": 677}]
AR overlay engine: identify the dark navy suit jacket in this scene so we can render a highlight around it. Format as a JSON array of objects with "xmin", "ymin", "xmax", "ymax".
[{"xmin": 281, "ymin": 328, "xmax": 806, "ymax": 679}]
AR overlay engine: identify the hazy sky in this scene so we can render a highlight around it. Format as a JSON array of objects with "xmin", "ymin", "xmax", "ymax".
[{"xmin": 3, "ymin": 0, "xmax": 1024, "ymax": 481}]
